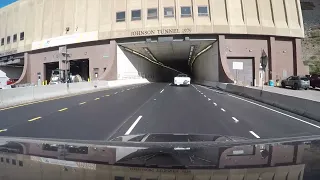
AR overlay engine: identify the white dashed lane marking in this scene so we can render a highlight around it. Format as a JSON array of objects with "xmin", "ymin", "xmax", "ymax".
[
  {"xmin": 208, "ymin": 98, "xmax": 211, "ymax": 101},
  {"xmin": 221, "ymin": 108, "xmax": 226, "ymax": 112},
  {"xmin": 160, "ymin": 89, "xmax": 164, "ymax": 93},
  {"xmin": 125, "ymin": 116, "xmax": 143, "ymax": 135},
  {"xmin": 213, "ymin": 103, "xmax": 217, "ymax": 106},
  {"xmin": 232, "ymin": 117, "xmax": 239, "ymax": 123},
  {"xmin": 249, "ymin": 131, "xmax": 261, "ymax": 138}
]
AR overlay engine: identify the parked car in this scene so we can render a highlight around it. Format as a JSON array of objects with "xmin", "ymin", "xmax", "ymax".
[
  {"xmin": 310, "ymin": 74, "xmax": 320, "ymax": 89},
  {"xmin": 281, "ymin": 76, "xmax": 310, "ymax": 90},
  {"xmin": 174, "ymin": 74, "xmax": 191, "ymax": 86},
  {"xmin": 6, "ymin": 78, "xmax": 18, "ymax": 86}
]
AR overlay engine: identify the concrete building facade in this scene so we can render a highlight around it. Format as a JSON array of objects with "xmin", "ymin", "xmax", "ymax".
[{"xmin": 0, "ymin": 0, "xmax": 307, "ymax": 86}]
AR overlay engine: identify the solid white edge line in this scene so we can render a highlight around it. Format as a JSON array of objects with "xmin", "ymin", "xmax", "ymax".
[
  {"xmin": 228, "ymin": 94, "xmax": 320, "ymax": 129},
  {"xmin": 125, "ymin": 116, "xmax": 143, "ymax": 135},
  {"xmin": 249, "ymin": 131, "xmax": 261, "ymax": 138},
  {"xmin": 232, "ymin": 117, "xmax": 239, "ymax": 123},
  {"xmin": 160, "ymin": 89, "xmax": 164, "ymax": 93},
  {"xmin": 221, "ymin": 108, "xmax": 226, "ymax": 112}
]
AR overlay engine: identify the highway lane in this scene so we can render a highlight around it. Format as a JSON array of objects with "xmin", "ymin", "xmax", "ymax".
[
  {"xmin": 193, "ymin": 85, "xmax": 320, "ymax": 138},
  {"xmin": 0, "ymin": 82, "xmax": 320, "ymax": 140},
  {"xmin": 0, "ymin": 83, "xmax": 165, "ymax": 139},
  {"xmin": 0, "ymin": 84, "xmax": 150, "ymax": 132}
]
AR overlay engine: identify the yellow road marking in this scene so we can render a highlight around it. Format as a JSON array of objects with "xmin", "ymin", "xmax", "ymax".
[
  {"xmin": 58, "ymin": 108, "xmax": 68, "ymax": 112},
  {"xmin": 0, "ymin": 129, "xmax": 8, "ymax": 132},
  {"xmin": 28, "ymin": 117, "xmax": 42, "ymax": 122},
  {"xmin": 95, "ymin": 98, "xmax": 100, "ymax": 100},
  {"xmin": 79, "ymin": 102, "xmax": 86, "ymax": 105}
]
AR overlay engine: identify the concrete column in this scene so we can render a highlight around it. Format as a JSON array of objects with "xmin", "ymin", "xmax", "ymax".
[
  {"xmin": 293, "ymin": 38, "xmax": 308, "ymax": 75},
  {"xmin": 268, "ymin": 36, "xmax": 276, "ymax": 80},
  {"xmin": 218, "ymin": 35, "xmax": 234, "ymax": 83}
]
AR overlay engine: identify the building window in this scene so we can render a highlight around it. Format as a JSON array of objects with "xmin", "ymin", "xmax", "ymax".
[
  {"xmin": 116, "ymin": 11, "xmax": 126, "ymax": 22},
  {"xmin": 131, "ymin": 10, "xmax": 141, "ymax": 21},
  {"xmin": 147, "ymin": 8, "xmax": 158, "ymax": 19},
  {"xmin": 7, "ymin": 36, "xmax": 10, "ymax": 44},
  {"xmin": 198, "ymin": 6, "xmax": 209, "ymax": 16},
  {"xmin": 13, "ymin": 34, "xmax": 17, "ymax": 43},
  {"xmin": 19, "ymin": 160, "xmax": 23, "ymax": 167},
  {"xmin": 0, "ymin": 157, "xmax": 3, "ymax": 162},
  {"xmin": 12, "ymin": 159, "xmax": 16, "ymax": 165},
  {"xmin": 6, "ymin": 158, "xmax": 9, "ymax": 164},
  {"xmin": 20, "ymin": 32, "xmax": 24, "ymax": 40},
  {"xmin": 164, "ymin": 7, "xmax": 174, "ymax": 18},
  {"xmin": 1, "ymin": 38, "xmax": 4, "ymax": 46},
  {"xmin": 181, "ymin": 6, "xmax": 192, "ymax": 17}
]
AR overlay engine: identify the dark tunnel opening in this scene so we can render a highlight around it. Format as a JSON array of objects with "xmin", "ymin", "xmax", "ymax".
[{"xmin": 119, "ymin": 38, "xmax": 215, "ymax": 83}]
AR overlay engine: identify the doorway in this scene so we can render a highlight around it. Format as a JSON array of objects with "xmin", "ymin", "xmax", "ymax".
[{"xmin": 227, "ymin": 57, "xmax": 254, "ymax": 86}]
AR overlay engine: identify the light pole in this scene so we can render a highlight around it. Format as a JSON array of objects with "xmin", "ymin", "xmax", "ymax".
[
  {"xmin": 65, "ymin": 45, "xmax": 69, "ymax": 88},
  {"xmin": 60, "ymin": 45, "xmax": 70, "ymax": 88},
  {"xmin": 260, "ymin": 50, "xmax": 268, "ymax": 90}
]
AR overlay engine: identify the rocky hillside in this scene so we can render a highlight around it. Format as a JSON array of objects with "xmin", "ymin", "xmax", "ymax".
[{"xmin": 301, "ymin": 0, "xmax": 320, "ymax": 65}]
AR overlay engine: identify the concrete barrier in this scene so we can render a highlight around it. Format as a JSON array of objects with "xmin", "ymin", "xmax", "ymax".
[
  {"xmin": 224, "ymin": 84, "xmax": 320, "ymax": 122},
  {"xmin": 0, "ymin": 86, "xmax": 34, "ymax": 107},
  {"xmin": 0, "ymin": 79, "xmax": 149, "ymax": 109},
  {"xmin": 194, "ymin": 80, "xmax": 228, "ymax": 90},
  {"xmin": 33, "ymin": 83, "xmax": 68, "ymax": 101}
]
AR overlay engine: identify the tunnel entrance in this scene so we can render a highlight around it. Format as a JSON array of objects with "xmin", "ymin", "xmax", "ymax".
[
  {"xmin": 69, "ymin": 59, "xmax": 89, "ymax": 82},
  {"xmin": 44, "ymin": 62, "xmax": 59, "ymax": 83},
  {"xmin": 118, "ymin": 37, "xmax": 216, "ymax": 82}
]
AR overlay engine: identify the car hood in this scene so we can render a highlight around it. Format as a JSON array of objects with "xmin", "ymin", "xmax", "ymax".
[
  {"xmin": 0, "ymin": 134, "xmax": 319, "ymax": 169},
  {"xmin": 110, "ymin": 133, "xmax": 249, "ymax": 142}
]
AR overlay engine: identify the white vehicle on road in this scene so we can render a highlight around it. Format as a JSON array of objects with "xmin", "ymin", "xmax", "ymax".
[{"xmin": 174, "ymin": 74, "xmax": 191, "ymax": 86}]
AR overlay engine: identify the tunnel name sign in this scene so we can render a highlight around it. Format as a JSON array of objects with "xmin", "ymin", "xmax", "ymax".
[{"xmin": 131, "ymin": 28, "xmax": 192, "ymax": 36}]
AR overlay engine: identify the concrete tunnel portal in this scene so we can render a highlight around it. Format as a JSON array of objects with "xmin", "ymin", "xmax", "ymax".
[{"xmin": 118, "ymin": 36, "xmax": 216, "ymax": 83}]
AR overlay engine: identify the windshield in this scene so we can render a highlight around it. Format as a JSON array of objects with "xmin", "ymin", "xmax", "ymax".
[{"xmin": 1, "ymin": 0, "xmax": 320, "ymax": 179}]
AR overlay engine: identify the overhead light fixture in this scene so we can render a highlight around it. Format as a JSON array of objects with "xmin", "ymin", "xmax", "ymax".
[
  {"xmin": 190, "ymin": 44, "xmax": 213, "ymax": 70},
  {"xmin": 122, "ymin": 46, "xmax": 183, "ymax": 74},
  {"xmin": 143, "ymin": 47, "xmax": 160, "ymax": 64},
  {"xmin": 188, "ymin": 45, "xmax": 195, "ymax": 65}
]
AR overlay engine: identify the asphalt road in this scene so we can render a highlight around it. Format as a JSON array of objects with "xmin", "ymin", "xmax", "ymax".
[{"xmin": 0, "ymin": 82, "xmax": 320, "ymax": 140}]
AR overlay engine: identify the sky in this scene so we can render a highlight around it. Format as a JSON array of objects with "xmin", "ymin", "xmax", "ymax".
[{"xmin": 0, "ymin": 0, "xmax": 16, "ymax": 8}]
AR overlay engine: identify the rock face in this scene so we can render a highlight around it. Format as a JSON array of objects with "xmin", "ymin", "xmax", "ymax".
[{"xmin": 301, "ymin": 0, "xmax": 320, "ymax": 64}]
